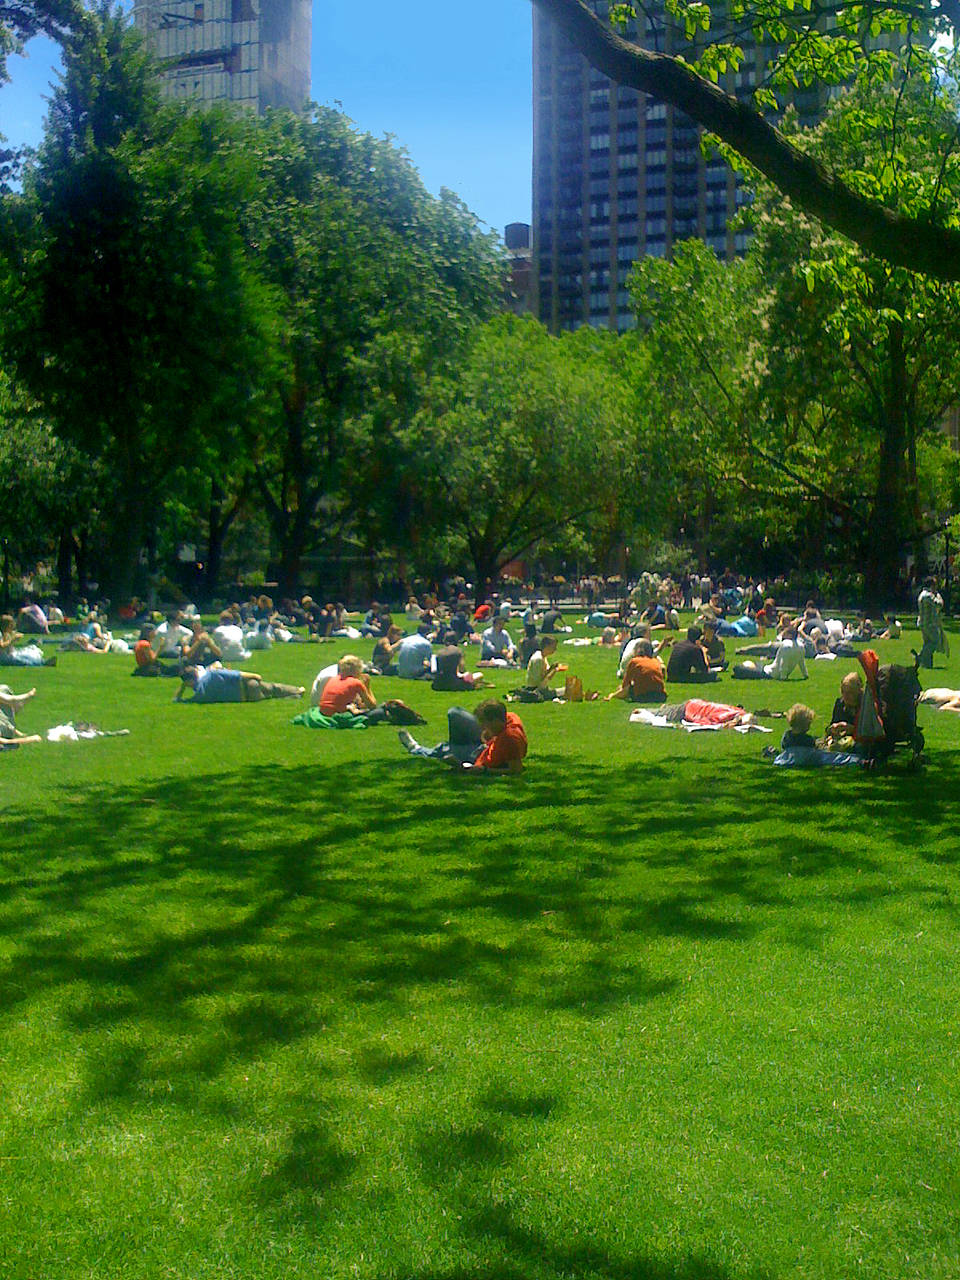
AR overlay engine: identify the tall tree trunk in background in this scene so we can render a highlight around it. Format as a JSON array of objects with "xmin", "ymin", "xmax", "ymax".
[
  {"xmin": 57, "ymin": 529, "xmax": 73, "ymax": 604},
  {"xmin": 205, "ymin": 482, "xmax": 242, "ymax": 600},
  {"xmin": 864, "ymin": 320, "xmax": 908, "ymax": 606}
]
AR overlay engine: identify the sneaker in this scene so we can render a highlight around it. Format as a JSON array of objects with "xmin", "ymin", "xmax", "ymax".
[
  {"xmin": 43, "ymin": 656, "xmax": 57, "ymax": 667},
  {"xmin": 398, "ymin": 730, "xmax": 418, "ymax": 753}
]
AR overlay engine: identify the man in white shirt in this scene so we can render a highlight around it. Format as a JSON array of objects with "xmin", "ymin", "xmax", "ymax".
[
  {"xmin": 153, "ymin": 612, "xmax": 192, "ymax": 659},
  {"xmin": 733, "ymin": 624, "xmax": 808, "ymax": 681},
  {"xmin": 212, "ymin": 611, "xmax": 250, "ymax": 662}
]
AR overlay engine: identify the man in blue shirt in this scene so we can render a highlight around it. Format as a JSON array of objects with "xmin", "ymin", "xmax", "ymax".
[
  {"xmin": 175, "ymin": 664, "xmax": 304, "ymax": 703},
  {"xmin": 396, "ymin": 625, "xmax": 434, "ymax": 679}
]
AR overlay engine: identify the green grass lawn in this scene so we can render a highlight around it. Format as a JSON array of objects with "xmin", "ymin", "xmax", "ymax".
[{"xmin": 3, "ymin": 620, "xmax": 960, "ymax": 1279}]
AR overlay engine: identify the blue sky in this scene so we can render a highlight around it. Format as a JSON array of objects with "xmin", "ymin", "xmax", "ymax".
[{"xmin": 1, "ymin": 0, "xmax": 534, "ymax": 236}]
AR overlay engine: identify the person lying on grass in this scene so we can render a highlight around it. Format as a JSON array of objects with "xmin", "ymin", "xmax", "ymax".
[
  {"xmin": 606, "ymin": 639, "xmax": 666, "ymax": 704},
  {"xmin": 657, "ymin": 698, "xmax": 759, "ymax": 727},
  {"xmin": 0, "ymin": 684, "xmax": 42, "ymax": 747},
  {"xmin": 918, "ymin": 688, "xmax": 960, "ymax": 713},
  {"xmin": 398, "ymin": 699, "xmax": 527, "ymax": 774},
  {"xmin": 175, "ymin": 664, "xmax": 305, "ymax": 704}
]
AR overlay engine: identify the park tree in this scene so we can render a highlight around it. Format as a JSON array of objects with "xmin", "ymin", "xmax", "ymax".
[
  {"xmin": 241, "ymin": 107, "xmax": 505, "ymax": 597},
  {"xmin": 0, "ymin": 7, "xmax": 278, "ymax": 598},
  {"xmin": 532, "ymin": 0, "xmax": 960, "ymax": 280},
  {"xmin": 747, "ymin": 80, "xmax": 960, "ymax": 600},
  {"xmin": 628, "ymin": 240, "xmax": 769, "ymax": 572},
  {"xmin": 0, "ymin": 369, "xmax": 104, "ymax": 603},
  {"xmin": 404, "ymin": 314, "xmax": 637, "ymax": 602}
]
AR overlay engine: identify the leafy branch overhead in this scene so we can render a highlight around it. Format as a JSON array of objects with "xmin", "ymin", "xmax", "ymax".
[{"xmin": 532, "ymin": 0, "xmax": 960, "ymax": 279}]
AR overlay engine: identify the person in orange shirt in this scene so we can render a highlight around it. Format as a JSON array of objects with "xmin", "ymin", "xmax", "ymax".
[
  {"xmin": 470, "ymin": 700, "xmax": 528, "ymax": 773},
  {"xmin": 605, "ymin": 639, "xmax": 666, "ymax": 703},
  {"xmin": 398, "ymin": 699, "xmax": 527, "ymax": 775}
]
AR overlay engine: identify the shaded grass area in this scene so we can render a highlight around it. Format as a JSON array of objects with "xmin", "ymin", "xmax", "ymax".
[{"xmin": 2, "ymin": 624, "xmax": 960, "ymax": 1278}]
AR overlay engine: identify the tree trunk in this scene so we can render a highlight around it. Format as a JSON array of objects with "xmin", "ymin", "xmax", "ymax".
[
  {"xmin": 75, "ymin": 530, "xmax": 89, "ymax": 600},
  {"xmin": 471, "ymin": 554, "xmax": 500, "ymax": 607},
  {"xmin": 56, "ymin": 528, "xmax": 73, "ymax": 604},
  {"xmin": 863, "ymin": 320, "xmax": 908, "ymax": 607},
  {"xmin": 101, "ymin": 495, "xmax": 144, "ymax": 601},
  {"xmin": 205, "ymin": 482, "xmax": 240, "ymax": 600}
]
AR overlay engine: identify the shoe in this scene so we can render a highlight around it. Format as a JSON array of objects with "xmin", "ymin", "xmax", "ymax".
[
  {"xmin": 43, "ymin": 656, "xmax": 57, "ymax": 667},
  {"xmin": 398, "ymin": 730, "xmax": 418, "ymax": 753},
  {"xmin": 761, "ymin": 744, "xmax": 777, "ymax": 760}
]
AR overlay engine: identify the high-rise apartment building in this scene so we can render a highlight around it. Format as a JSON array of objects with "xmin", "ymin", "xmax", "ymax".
[
  {"xmin": 532, "ymin": 3, "xmax": 825, "ymax": 332},
  {"xmin": 133, "ymin": 0, "xmax": 310, "ymax": 114}
]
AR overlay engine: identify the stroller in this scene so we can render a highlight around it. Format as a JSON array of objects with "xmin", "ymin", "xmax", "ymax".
[{"xmin": 854, "ymin": 649, "xmax": 925, "ymax": 768}]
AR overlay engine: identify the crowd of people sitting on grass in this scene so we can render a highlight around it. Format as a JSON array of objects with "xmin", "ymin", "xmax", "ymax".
[{"xmin": 1, "ymin": 570, "xmax": 951, "ymax": 767}]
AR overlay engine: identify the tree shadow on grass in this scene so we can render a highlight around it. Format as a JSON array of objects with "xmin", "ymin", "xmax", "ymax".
[{"xmin": 1, "ymin": 747, "xmax": 958, "ymax": 1113}]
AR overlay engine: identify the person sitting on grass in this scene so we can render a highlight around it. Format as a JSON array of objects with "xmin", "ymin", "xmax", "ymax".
[
  {"xmin": 398, "ymin": 698, "xmax": 527, "ymax": 774},
  {"xmin": 182, "ymin": 619, "xmax": 223, "ymax": 668},
  {"xmin": 521, "ymin": 635, "xmax": 567, "ymax": 701},
  {"xmin": 700, "ymin": 618, "xmax": 728, "ymax": 671},
  {"xmin": 0, "ymin": 614, "xmax": 54, "ymax": 667},
  {"xmin": 0, "ymin": 684, "xmax": 42, "ymax": 747},
  {"xmin": 479, "ymin": 616, "xmax": 519, "ymax": 666},
  {"xmin": 431, "ymin": 642, "xmax": 486, "ymax": 692},
  {"xmin": 819, "ymin": 671, "xmax": 864, "ymax": 750},
  {"xmin": 606, "ymin": 639, "xmax": 666, "ymax": 703},
  {"xmin": 154, "ymin": 611, "xmax": 192, "ymax": 660},
  {"xmin": 767, "ymin": 703, "xmax": 865, "ymax": 767},
  {"xmin": 175, "ymin": 664, "xmax": 305, "ymax": 704},
  {"xmin": 17, "ymin": 600, "xmax": 48, "ymax": 634},
  {"xmin": 132, "ymin": 625, "xmax": 180, "ymax": 677},
  {"xmin": 315, "ymin": 654, "xmax": 388, "ymax": 723},
  {"xmin": 666, "ymin": 626, "xmax": 718, "ymax": 684},
  {"xmin": 397, "ymin": 623, "xmax": 435, "ymax": 679},
  {"xmin": 733, "ymin": 623, "xmax": 808, "ymax": 681},
  {"xmin": 618, "ymin": 623, "xmax": 672, "ymax": 675},
  {"xmin": 372, "ymin": 625, "xmax": 405, "ymax": 676}
]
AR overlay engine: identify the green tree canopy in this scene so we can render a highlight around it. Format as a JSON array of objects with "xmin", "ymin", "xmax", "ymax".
[
  {"xmin": 241, "ymin": 106, "xmax": 506, "ymax": 595},
  {"xmin": 405, "ymin": 314, "xmax": 637, "ymax": 601},
  {"xmin": 1, "ymin": 6, "xmax": 279, "ymax": 596}
]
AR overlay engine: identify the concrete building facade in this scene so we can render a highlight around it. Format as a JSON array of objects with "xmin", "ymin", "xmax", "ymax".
[{"xmin": 133, "ymin": 0, "xmax": 310, "ymax": 114}]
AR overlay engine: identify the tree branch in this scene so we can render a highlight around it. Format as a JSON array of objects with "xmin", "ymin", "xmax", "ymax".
[{"xmin": 531, "ymin": 0, "xmax": 960, "ymax": 280}]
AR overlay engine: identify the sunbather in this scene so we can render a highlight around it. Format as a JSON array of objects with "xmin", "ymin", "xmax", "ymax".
[{"xmin": 175, "ymin": 664, "xmax": 305, "ymax": 703}]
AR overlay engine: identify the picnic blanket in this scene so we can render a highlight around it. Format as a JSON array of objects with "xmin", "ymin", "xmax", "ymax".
[{"xmin": 292, "ymin": 708, "xmax": 368, "ymax": 730}]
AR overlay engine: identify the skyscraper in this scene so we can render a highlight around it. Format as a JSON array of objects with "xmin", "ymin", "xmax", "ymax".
[
  {"xmin": 532, "ymin": 3, "xmax": 815, "ymax": 332},
  {"xmin": 133, "ymin": 0, "xmax": 311, "ymax": 115}
]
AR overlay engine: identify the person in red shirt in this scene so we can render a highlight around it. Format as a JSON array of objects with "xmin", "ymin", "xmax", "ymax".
[
  {"xmin": 469, "ymin": 700, "xmax": 528, "ymax": 773},
  {"xmin": 398, "ymin": 699, "xmax": 527, "ymax": 774},
  {"xmin": 319, "ymin": 655, "xmax": 378, "ymax": 716},
  {"xmin": 132, "ymin": 624, "xmax": 179, "ymax": 677}
]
